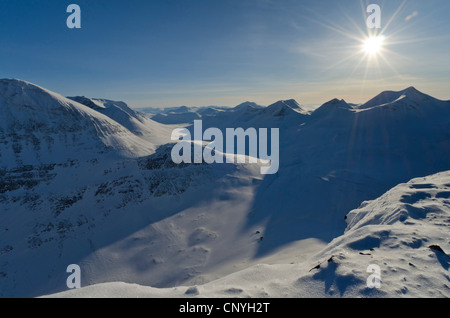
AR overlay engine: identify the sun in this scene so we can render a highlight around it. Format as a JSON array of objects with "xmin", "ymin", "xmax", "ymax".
[{"xmin": 363, "ymin": 35, "xmax": 385, "ymax": 56}]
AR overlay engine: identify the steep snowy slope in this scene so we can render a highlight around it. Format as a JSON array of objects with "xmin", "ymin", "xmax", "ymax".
[
  {"xmin": 67, "ymin": 96, "xmax": 148, "ymax": 132},
  {"xmin": 0, "ymin": 79, "xmax": 158, "ymax": 168},
  {"xmin": 66, "ymin": 96, "xmax": 173, "ymax": 145},
  {"xmin": 47, "ymin": 170, "xmax": 450, "ymax": 298}
]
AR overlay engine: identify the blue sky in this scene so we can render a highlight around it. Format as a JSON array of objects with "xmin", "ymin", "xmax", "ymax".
[{"xmin": 1, "ymin": 0, "xmax": 449, "ymax": 108}]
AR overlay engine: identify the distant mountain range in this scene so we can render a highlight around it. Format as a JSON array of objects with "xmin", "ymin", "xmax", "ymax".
[{"xmin": 136, "ymin": 105, "xmax": 229, "ymax": 125}]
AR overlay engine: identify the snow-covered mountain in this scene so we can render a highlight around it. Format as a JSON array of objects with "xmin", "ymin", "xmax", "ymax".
[
  {"xmin": 261, "ymin": 99, "xmax": 307, "ymax": 116},
  {"xmin": 67, "ymin": 96, "xmax": 148, "ymax": 132},
  {"xmin": 232, "ymin": 101, "xmax": 264, "ymax": 113},
  {"xmin": 1, "ymin": 79, "xmax": 449, "ymax": 298},
  {"xmin": 310, "ymin": 98, "xmax": 353, "ymax": 118},
  {"xmin": 358, "ymin": 86, "xmax": 444, "ymax": 110},
  {"xmin": 0, "ymin": 79, "xmax": 169, "ymax": 168},
  {"xmin": 0, "ymin": 79, "xmax": 265, "ymax": 297},
  {"xmin": 66, "ymin": 96, "xmax": 172, "ymax": 144}
]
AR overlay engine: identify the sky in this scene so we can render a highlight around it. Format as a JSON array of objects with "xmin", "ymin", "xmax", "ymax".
[{"xmin": 1, "ymin": 0, "xmax": 449, "ymax": 108}]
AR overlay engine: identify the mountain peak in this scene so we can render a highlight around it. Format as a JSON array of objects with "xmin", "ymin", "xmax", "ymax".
[
  {"xmin": 311, "ymin": 98, "xmax": 352, "ymax": 117},
  {"xmin": 282, "ymin": 99, "xmax": 301, "ymax": 109},
  {"xmin": 262, "ymin": 99, "xmax": 307, "ymax": 117},
  {"xmin": 399, "ymin": 86, "xmax": 429, "ymax": 100},
  {"xmin": 1, "ymin": 78, "xmax": 32, "ymax": 86},
  {"xmin": 404, "ymin": 86, "xmax": 418, "ymax": 92},
  {"xmin": 233, "ymin": 101, "xmax": 262, "ymax": 112},
  {"xmin": 0, "ymin": 78, "xmax": 50, "ymax": 96},
  {"xmin": 325, "ymin": 98, "xmax": 344, "ymax": 105},
  {"xmin": 267, "ymin": 99, "xmax": 302, "ymax": 110},
  {"xmin": 359, "ymin": 86, "xmax": 435, "ymax": 109},
  {"xmin": 234, "ymin": 101, "xmax": 257, "ymax": 108}
]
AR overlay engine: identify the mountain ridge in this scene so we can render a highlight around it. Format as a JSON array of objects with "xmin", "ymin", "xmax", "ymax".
[{"xmin": 358, "ymin": 86, "xmax": 444, "ymax": 110}]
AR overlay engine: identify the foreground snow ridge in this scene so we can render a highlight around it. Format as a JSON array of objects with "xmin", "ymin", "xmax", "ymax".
[{"xmin": 47, "ymin": 171, "xmax": 450, "ymax": 298}]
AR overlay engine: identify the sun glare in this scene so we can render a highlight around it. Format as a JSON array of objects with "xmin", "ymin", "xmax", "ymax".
[{"xmin": 363, "ymin": 35, "xmax": 385, "ymax": 56}]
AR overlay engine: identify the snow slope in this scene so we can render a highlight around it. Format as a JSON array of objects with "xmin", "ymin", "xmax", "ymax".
[
  {"xmin": 0, "ymin": 141, "xmax": 271, "ymax": 297},
  {"xmin": 66, "ymin": 96, "xmax": 173, "ymax": 145},
  {"xmin": 46, "ymin": 170, "xmax": 450, "ymax": 298},
  {"xmin": 0, "ymin": 79, "xmax": 160, "ymax": 168}
]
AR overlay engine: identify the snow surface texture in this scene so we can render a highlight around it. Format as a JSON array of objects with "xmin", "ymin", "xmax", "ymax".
[
  {"xmin": 46, "ymin": 171, "xmax": 450, "ymax": 297},
  {"xmin": 0, "ymin": 79, "xmax": 449, "ymax": 297}
]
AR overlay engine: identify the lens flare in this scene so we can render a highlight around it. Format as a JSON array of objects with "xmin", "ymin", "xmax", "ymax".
[{"xmin": 364, "ymin": 35, "xmax": 385, "ymax": 56}]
